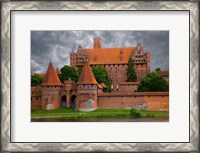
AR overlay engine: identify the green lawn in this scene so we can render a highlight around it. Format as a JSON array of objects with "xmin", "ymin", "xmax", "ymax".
[{"xmin": 31, "ymin": 107, "xmax": 169, "ymax": 119}]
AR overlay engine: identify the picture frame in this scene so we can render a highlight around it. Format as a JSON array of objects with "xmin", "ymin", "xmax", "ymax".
[{"xmin": 1, "ymin": 0, "xmax": 199, "ymax": 152}]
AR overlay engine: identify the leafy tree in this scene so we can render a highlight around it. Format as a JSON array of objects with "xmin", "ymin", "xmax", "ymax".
[
  {"xmin": 92, "ymin": 66, "xmax": 111, "ymax": 92},
  {"xmin": 126, "ymin": 58, "xmax": 137, "ymax": 82},
  {"xmin": 137, "ymin": 72, "xmax": 169, "ymax": 92},
  {"xmin": 59, "ymin": 65, "xmax": 79, "ymax": 82},
  {"xmin": 77, "ymin": 67, "xmax": 83, "ymax": 75},
  {"xmin": 155, "ymin": 68, "xmax": 161, "ymax": 72},
  {"xmin": 31, "ymin": 74, "xmax": 43, "ymax": 86}
]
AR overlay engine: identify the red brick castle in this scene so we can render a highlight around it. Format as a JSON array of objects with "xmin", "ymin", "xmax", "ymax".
[
  {"xmin": 70, "ymin": 37, "xmax": 151, "ymax": 86},
  {"xmin": 31, "ymin": 37, "xmax": 169, "ymax": 111}
]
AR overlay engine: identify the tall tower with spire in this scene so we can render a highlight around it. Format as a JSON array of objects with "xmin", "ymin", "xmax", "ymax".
[
  {"xmin": 41, "ymin": 62, "xmax": 62, "ymax": 110},
  {"xmin": 76, "ymin": 61, "xmax": 98, "ymax": 111}
]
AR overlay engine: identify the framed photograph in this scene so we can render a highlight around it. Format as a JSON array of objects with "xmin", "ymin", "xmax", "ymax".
[{"xmin": 1, "ymin": 1, "xmax": 199, "ymax": 152}]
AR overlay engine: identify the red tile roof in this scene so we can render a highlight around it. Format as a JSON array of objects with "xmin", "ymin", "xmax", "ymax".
[
  {"xmin": 41, "ymin": 62, "xmax": 62, "ymax": 86},
  {"xmin": 98, "ymin": 84, "xmax": 103, "ymax": 89},
  {"xmin": 84, "ymin": 47, "xmax": 135, "ymax": 65},
  {"xmin": 77, "ymin": 61, "xmax": 98, "ymax": 85},
  {"xmin": 101, "ymin": 83, "xmax": 106, "ymax": 88}
]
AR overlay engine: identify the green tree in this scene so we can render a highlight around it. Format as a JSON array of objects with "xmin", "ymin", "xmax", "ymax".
[
  {"xmin": 92, "ymin": 66, "xmax": 112, "ymax": 92},
  {"xmin": 155, "ymin": 68, "xmax": 161, "ymax": 72},
  {"xmin": 137, "ymin": 72, "xmax": 169, "ymax": 92},
  {"xmin": 77, "ymin": 67, "xmax": 83, "ymax": 75},
  {"xmin": 126, "ymin": 58, "xmax": 137, "ymax": 82},
  {"xmin": 59, "ymin": 65, "xmax": 79, "ymax": 82},
  {"xmin": 31, "ymin": 74, "xmax": 43, "ymax": 86}
]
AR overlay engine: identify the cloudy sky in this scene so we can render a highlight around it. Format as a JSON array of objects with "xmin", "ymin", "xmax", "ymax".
[{"xmin": 31, "ymin": 31, "xmax": 169, "ymax": 74}]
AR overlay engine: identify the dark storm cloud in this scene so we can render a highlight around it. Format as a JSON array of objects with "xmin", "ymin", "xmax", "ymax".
[{"xmin": 31, "ymin": 31, "xmax": 169, "ymax": 73}]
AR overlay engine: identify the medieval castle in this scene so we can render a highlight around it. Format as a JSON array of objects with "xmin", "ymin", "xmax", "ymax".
[{"xmin": 31, "ymin": 37, "xmax": 169, "ymax": 111}]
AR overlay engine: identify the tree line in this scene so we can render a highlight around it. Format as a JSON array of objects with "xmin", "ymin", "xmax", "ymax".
[{"xmin": 31, "ymin": 59, "xmax": 168, "ymax": 92}]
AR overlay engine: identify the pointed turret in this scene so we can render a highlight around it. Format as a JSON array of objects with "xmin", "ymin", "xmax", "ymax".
[
  {"xmin": 56, "ymin": 68, "xmax": 60, "ymax": 74},
  {"xmin": 42, "ymin": 62, "xmax": 62, "ymax": 86},
  {"xmin": 77, "ymin": 61, "xmax": 98, "ymax": 85}
]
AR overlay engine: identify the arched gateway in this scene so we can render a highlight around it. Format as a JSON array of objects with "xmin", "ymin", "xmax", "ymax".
[
  {"xmin": 70, "ymin": 95, "xmax": 77, "ymax": 108},
  {"xmin": 61, "ymin": 95, "xmax": 67, "ymax": 107}
]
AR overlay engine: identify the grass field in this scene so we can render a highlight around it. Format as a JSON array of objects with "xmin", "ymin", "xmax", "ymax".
[{"xmin": 31, "ymin": 107, "xmax": 169, "ymax": 119}]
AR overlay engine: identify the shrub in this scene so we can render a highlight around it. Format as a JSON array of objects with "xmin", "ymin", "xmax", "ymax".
[
  {"xmin": 130, "ymin": 109, "xmax": 141, "ymax": 118},
  {"xmin": 137, "ymin": 72, "xmax": 169, "ymax": 92}
]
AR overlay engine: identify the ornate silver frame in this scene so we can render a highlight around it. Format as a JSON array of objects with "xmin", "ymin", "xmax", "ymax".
[{"xmin": 1, "ymin": 1, "xmax": 199, "ymax": 152}]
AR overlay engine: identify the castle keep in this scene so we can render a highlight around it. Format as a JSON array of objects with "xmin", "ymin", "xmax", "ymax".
[{"xmin": 31, "ymin": 37, "xmax": 169, "ymax": 111}]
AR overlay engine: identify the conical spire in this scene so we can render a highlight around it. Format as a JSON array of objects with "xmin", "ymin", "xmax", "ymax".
[
  {"xmin": 56, "ymin": 68, "xmax": 60, "ymax": 74},
  {"xmin": 42, "ymin": 62, "xmax": 62, "ymax": 86},
  {"xmin": 77, "ymin": 61, "xmax": 98, "ymax": 85}
]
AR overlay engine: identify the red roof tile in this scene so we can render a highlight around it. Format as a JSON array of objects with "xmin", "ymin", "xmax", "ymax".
[
  {"xmin": 41, "ymin": 62, "xmax": 62, "ymax": 86},
  {"xmin": 84, "ymin": 47, "xmax": 135, "ymax": 65},
  {"xmin": 98, "ymin": 84, "xmax": 103, "ymax": 89},
  {"xmin": 101, "ymin": 83, "xmax": 106, "ymax": 88},
  {"xmin": 77, "ymin": 61, "xmax": 98, "ymax": 85}
]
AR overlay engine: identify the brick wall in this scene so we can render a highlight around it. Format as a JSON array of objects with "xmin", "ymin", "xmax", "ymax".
[
  {"xmin": 144, "ymin": 95, "xmax": 169, "ymax": 111},
  {"xmin": 31, "ymin": 97, "xmax": 42, "ymax": 109},
  {"xmin": 97, "ymin": 92, "xmax": 169, "ymax": 111},
  {"xmin": 118, "ymin": 82, "xmax": 139, "ymax": 92},
  {"xmin": 41, "ymin": 86, "xmax": 61, "ymax": 109},
  {"xmin": 98, "ymin": 96, "xmax": 144, "ymax": 109},
  {"xmin": 76, "ymin": 85, "xmax": 98, "ymax": 109}
]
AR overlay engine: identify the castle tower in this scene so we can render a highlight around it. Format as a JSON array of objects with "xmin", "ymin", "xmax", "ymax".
[
  {"xmin": 76, "ymin": 61, "xmax": 98, "ymax": 111},
  {"xmin": 41, "ymin": 62, "xmax": 62, "ymax": 110},
  {"xmin": 93, "ymin": 37, "xmax": 102, "ymax": 49}
]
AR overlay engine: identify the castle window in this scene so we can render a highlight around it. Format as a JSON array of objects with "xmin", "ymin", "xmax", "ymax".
[{"xmin": 36, "ymin": 97, "xmax": 38, "ymax": 100}]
